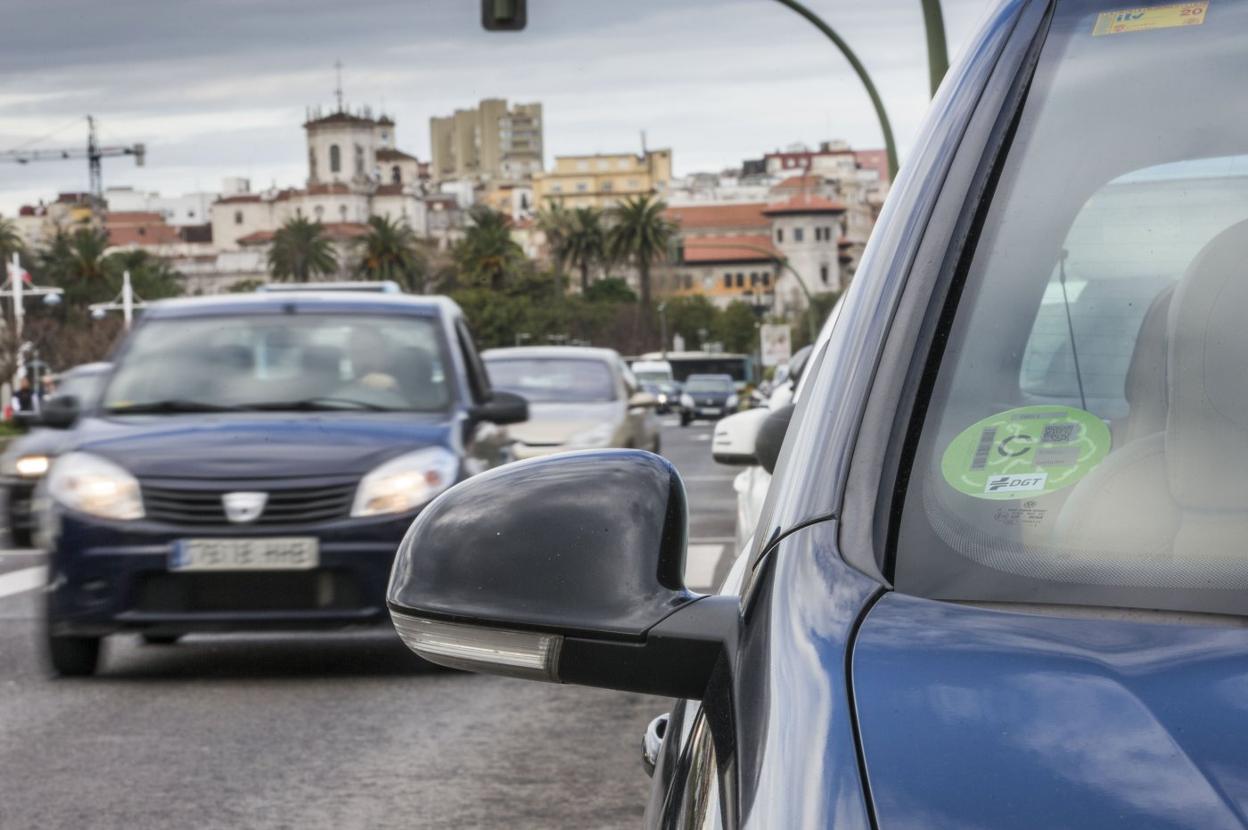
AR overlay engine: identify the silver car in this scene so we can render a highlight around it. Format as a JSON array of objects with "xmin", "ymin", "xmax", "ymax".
[{"xmin": 484, "ymin": 346, "xmax": 661, "ymax": 460}]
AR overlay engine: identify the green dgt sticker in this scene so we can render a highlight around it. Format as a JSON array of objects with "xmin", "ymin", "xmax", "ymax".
[{"xmin": 940, "ymin": 405, "xmax": 1110, "ymax": 500}]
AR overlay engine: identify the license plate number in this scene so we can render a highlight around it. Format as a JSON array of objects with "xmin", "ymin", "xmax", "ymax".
[{"xmin": 170, "ymin": 538, "xmax": 319, "ymax": 571}]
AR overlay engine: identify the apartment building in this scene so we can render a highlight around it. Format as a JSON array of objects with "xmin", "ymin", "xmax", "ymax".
[
  {"xmin": 532, "ymin": 149, "xmax": 672, "ymax": 209},
  {"xmin": 429, "ymin": 99, "xmax": 544, "ymax": 182}
]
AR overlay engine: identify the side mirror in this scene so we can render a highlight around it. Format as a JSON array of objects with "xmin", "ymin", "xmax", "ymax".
[
  {"xmin": 387, "ymin": 450, "xmax": 736, "ymax": 699},
  {"xmin": 755, "ymin": 404, "xmax": 795, "ymax": 475},
  {"xmin": 40, "ymin": 395, "xmax": 82, "ymax": 430},
  {"xmin": 711, "ymin": 408, "xmax": 771, "ymax": 466},
  {"xmin": 628, "ymin": 391, "xmax": 659, "ymax": 409},
  {"xmin": 470, "ymin": 390, "xmax": 528, "ymax": 426}
]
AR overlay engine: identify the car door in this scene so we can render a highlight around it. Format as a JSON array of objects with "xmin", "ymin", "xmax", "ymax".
[{"xmin": 643, "ymin": 1, "xmax": 1053, "ymax": 826}]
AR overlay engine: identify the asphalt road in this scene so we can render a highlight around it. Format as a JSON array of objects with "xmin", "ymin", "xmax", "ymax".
[{"xmin": 0, "ymin": 419, "xmax": 739, "ymax": 830}]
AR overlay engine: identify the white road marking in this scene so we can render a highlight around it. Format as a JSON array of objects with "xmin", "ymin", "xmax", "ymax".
[
  {"xmin": 0, "ymin": 565, "xmax": 46, "ymax": 600},
  {"xmin": 662, "ymin": 419, "xmax": 680, "ymax": 428},
  {"xmin": 0, "ymin": 547, "xmax": 42, "ymax": 557},
  {"xmin": 694, "ymin": 434, "xmax": 711, "ymax": 442},
  {"xmin": 684, "ymin": 544, "xmax": 723, "ymax": 591}
]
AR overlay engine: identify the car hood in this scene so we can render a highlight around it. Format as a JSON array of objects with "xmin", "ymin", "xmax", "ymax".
[
  {"xmin": 506, "ymin": 401, "xmax": 621, "ymax": 446},
  {"xmin": 0, "ymin": 428, "xmax": 77, "ymax": 464},
  {"xmin": 67, "ymin": 412, "xmax": 457, "ymax": 479},
  {"xmin": 853, "ymin": 593, "xmax": 1248, "ymax": 829}
]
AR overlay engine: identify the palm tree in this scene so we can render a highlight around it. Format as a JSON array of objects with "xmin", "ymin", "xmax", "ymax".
[
  {"xmin": 608, "ymin": 194, "xmax": 676, "ymax": 307},
  {"xmin": 535, "ymin": 200, "xmax": 572, "ymax": 275},
  {"xmin": 0, "ymin": 217, "xmax": 23, "ymax": 273},
  {"xmin": 454, "ymin": 206, "xmax": 526, "ymax": 291},
  {"xmin": 268, "ymin": 217, "xmax": 337, "ymax": 283},
  {"xmin": 564, "ymin": 207, "xmax": 607, "ymax": 294},
  {"xmin": 356, "ymin": 215, "xmax": 427, "ymax": 291}
]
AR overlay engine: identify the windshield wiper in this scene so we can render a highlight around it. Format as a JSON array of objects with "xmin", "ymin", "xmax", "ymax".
[
  {"xmin": 241, "ymin": 397, "xmax": 394, "ymax": 412},
  {"xmin": 105, "ymin": 399, "xmax": 244, "ymax": 414}
]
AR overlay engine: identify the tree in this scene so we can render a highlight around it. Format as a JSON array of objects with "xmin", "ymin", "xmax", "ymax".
[
  {"xmin": 664, "ymin": 296, "xmax": 718, "ymax": 350},
  {"xmin": 355, "ymin": 215, "xmax": 427, "ymax": 291},
  {"xmin": 453, "ymin": 206, "xmax": 527, "ymax": 291},
  {"xmin": 714, "ymin": 301, "xmax": 760, "ymax": 354},
  {"xmin": 0, "ymin": 217, "xmax": 23, "ymax": 272},
  {"xmin": 608, "ymin": 194, "xmax": 675, "ymax": 307},
  {"xmin": 268, "ymin": 217, "xmax": 337, "ymax": 283},
  {"xmin": 563, "ymin": 207, "xmax": 607, "ymax": 294},
  {"xmin": 584, "ymin": 277, "xmax": 636, "ymax": 304},
  {"xmin": 535, "ymin": 200, "xmax": 573, "ymax": 275}
]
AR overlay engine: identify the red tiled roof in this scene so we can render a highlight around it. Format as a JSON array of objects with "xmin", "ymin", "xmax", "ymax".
[
  {"xmin": 774, "ymin": 174, "xmax": 823, "ymax": 190},
  {"xmin": 106, "ymin": 224, "xmax": 181, "ymax": 247},
  {"xmin": 306, "ymin": 183, "xmax": 351, "ymax": 196},
  {"xmin": 665, "ymin": 202, "xmax": 770, "ymax": 231},
  {"xmin": 682, "ymin": 234, "xmax": 777, "ymax": 264},
  {"xmin": 237, "ymin": 230, "xmax": 275, "ymax": 245},
  {"xmin": 238, "ymin": 221, "xmax": 370, "ymax": 247},
  {"xmin": 373, "ymin": 183, "xmax": 405, "ymax": 196},
  {"xmin": 763, "ymin": 195, "xmax": 847, "ymax": 215},
  {"xmin": 377, "ymin": 148, "xmax": 418, "ymax": 162}
]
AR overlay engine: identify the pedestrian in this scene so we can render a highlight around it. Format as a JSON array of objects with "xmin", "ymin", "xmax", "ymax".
[{"xmin": 11, "ymin": 377, "xmax": 36, "ymax": 416}]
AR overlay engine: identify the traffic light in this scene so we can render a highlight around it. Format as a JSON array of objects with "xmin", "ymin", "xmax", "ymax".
[{"xmin": 482, "ymin": 0, "xmax": 527, "ymax": 31}]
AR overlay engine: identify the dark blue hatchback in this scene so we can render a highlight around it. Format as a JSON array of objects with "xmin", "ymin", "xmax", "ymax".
[{"xmin": 37, "ymin": 291, "xmax": 526, "ymax": 676}]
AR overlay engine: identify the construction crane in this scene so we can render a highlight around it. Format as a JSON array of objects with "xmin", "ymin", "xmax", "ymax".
[{"xmin": 0, "ymin": 115, "xmax": 145, "ymax": 206}]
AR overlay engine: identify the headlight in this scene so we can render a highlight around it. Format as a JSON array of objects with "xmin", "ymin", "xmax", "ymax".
[
  {"xmin": 1, "ymin": 453, "xmax": 50, "ymax": 478},
  {"xmin": 15, "ymin": 455, "xmax": 51, "ymax": 478},
  {"xmin": 46, "ymin": 452, "xmax": 144, "ymax": 520},
  {"xmin": 566, "ymin": 422, "xmax": 616, "ymax": 449},
  {"xmin": 726, "ymin": 394, "xmax": 739, "ymax": 410},
  {"xmin": 680, "ymin": 394, "xmax": 694, "ymax": 408},
  {"xmin": 351, "ymin": 447, "xmax": 459, "ymax": 518},
  {"xmin": 657, "ymin": 393, "xmax": 668, "ymax": 404}
]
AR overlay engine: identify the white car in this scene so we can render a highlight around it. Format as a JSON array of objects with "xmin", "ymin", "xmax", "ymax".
[{"xmin": 714, "ymin": 301, "xmax": 842, "ymax": 552}]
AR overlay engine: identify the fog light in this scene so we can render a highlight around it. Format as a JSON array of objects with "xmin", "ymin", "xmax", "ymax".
[
  {"xmin": 14, "ymin": 455, "xmax": 50, "ymax": 478},
  {"xmin": 391, "ymin": 612, "xmax": 561, "ymax": 681}
]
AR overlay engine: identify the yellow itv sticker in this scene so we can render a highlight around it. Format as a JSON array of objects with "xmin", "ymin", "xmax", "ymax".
[{"xmin": 1093, "ymin": 1, "xmax": 1208, "ymax": 35}]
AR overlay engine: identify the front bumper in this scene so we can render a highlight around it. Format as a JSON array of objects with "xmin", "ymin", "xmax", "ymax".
[
  {"xmin": 44, "ymin": 507, "xmax": 417, "ymax": 636},
  {"xmin": 1, "ymin": 476, "xmax": 38, "ymax": 542}
]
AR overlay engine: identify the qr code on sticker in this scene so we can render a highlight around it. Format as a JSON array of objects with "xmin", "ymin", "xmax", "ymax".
[{"xmin": 1042, "ymin": 422, "xmax": 1079, "ymax": 443}]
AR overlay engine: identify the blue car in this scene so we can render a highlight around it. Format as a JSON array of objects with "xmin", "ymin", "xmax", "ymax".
[
  {"xmin": 38, "ymin": 291, "xmax": 525, "ymax": 676},
  {"xmin": 383, "ymin": 1, "xmax": 1248, "ymax": 826}
]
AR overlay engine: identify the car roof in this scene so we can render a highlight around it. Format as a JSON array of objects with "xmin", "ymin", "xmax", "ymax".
[
  {"xmin": 63, "ymin": 361, "xmax": 111, "ymax": 377},
  {"xmin": 142, "ymin": 292, "xmax": 461, "ymax": 319},
  {"xmin": 482, "ymin": 345, "xmax": 621, "ymax": 362}
]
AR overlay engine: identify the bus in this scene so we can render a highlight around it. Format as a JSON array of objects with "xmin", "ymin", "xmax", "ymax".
[{"xmin": 637, "ymin": 351, "xmax": 756, "ymax": 390}]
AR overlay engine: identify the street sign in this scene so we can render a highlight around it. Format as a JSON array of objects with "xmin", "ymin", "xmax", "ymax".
[{"xmin": 760, "ymin": 324, "xmax": 792, "ymax": 368}]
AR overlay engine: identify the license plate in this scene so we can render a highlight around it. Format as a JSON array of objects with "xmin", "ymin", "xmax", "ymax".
[
  {"xmin": 170, "ymin": 538, "xmax": 319, "ymax": 571},
  {"xmin": 698, "ymin": 408, "xmax": 721, "ymax": 416}
]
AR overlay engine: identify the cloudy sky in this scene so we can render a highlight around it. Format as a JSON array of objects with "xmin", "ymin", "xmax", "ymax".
[{"xmin": 0, "ymin": 0, "xmax": 992, "ymax": 216}]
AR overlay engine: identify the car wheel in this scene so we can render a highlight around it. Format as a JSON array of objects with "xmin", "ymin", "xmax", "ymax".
[
  {"xmin": 680, "ymin": 414, "xmax": 691, "ymax": 427},
  {"xmin": 142, "ymin": 633, "xmax": 181, "ymax": 646},
  {"xmin": 9, "ymin": 527, "xmax": 32, "ymax": 548},
  {"xmin": 47, "ymin": 634, "xmax": 102, "ymax": 677}
]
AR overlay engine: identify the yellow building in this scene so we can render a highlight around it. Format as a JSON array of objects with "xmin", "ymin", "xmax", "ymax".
[{"xmin": 532, "ymin": 149, "xmax": 672, "ymax": 209}]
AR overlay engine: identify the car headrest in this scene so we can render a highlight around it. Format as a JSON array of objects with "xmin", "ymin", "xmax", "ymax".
[
  {"xmin": 1121, "ymin": 284, "xmax": 1173, "ymax": 445},
  {"xmin": 1166, "ymin": 218, "xmax": 1248, "ymax": 509}
]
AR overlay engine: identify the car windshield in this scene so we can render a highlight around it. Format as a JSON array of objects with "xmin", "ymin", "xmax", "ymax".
[
  {"xmin": 103, "ymin": 313, "xmax": 450, "ymax": 413},
  {"xmin": 685, "ymin": 376, "xmax": 732, "ymax": 393},
  {"xmin": 486, "ymin": 357, "xmax": 616, "ymax": 403},
  {"xmin": 895, "ymin": 0, "xmax": 1248, "ymax": 617},
  {"xmin": 634, "ymin": 371, "xmax": 672, "ymax": 384},
  {"xmin": 55, "ymin": 371, "xmax": 106, "ymax": 406}
]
